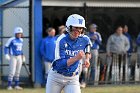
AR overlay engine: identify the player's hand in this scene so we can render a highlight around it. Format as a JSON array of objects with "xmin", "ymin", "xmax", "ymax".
[
  {"xmin": 75, "ymin": 51, "xmax": 85, "ymax": 60},
  {"xmin": 22, "ymin": 55, "xmax": 26, "ymax": 63},
  {"xmin": 5, "ymin": 54, "xmax": 10, "ymax": 61},
  {"xmin": 83, "ymin": 59, "xmax": 90, "ymax": 68}
]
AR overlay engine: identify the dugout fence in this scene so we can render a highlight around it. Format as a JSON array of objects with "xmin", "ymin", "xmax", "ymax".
[
  {"xmin": 0, "ymin": 0, "xmax": 32, "ymax": 86},
  {"xmin": 87, "ymin": 52, "xmax": 140, "ymax": 85}
]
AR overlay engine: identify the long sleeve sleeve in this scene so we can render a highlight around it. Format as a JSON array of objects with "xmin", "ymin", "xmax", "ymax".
[
  {"xmin": 106, "ymin": 36, "xmax": 112, "ymax": 54},
  {"xmin": 125, "ymin": 37, "xmax": 130, "ymax": 52}
]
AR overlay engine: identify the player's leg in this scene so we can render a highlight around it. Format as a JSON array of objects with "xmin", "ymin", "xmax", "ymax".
[
  {"xmin": 7, "ymin": 56, "xmax": 17, "ymax": 89},
  {"xmin": 46, "ymin": 69, "xmax": 64, "ymax": 93},
  {"xmin": 14, "ymin": 55, "xmax": 23, "ymax": 89},
  {"xmin": 64, "ymin": 78, "xmax": 81, "ymax": 93},
  {"xmin": 64, "ymin": 84, "xmax": 81, "ymax": 93}
]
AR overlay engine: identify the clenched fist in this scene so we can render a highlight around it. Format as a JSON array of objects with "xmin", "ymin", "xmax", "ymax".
[{"xmin": 75, "ymin": 50, "xmax": 85, "ymax": 60}]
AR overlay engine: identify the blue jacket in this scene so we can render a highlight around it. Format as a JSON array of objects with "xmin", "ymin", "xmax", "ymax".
[
  {"xmin": 88, "ymin": 32, "xmax": 102, "ymax": 49},
  {"xmin": 136, "ymin": 33, "xmax": 140, "ymax": 46},
  {"xmin": 52, "ymin": 33, "xmax": 91, "ymax": 75},
  {"xmin": 124, "ymin": 32, "xmax": 133, "ymax": 53},
  {"xmin": 40, "ymin": 36, "xmax": 56, "ymax": 62},
  {"xmin": 4, "ymin": 37, "xmax": 23, "ymax": 56}
]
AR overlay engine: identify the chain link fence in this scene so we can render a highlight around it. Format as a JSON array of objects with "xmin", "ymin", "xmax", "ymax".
[{"xmin": 0, "ymin": 0, "xmax": 32, "ymax": 86}]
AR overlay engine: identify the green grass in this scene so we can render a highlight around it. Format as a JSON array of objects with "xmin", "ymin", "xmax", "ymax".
[{"xmin": 0, "ymin": 85, "xmax": 140, "ymax": 93}]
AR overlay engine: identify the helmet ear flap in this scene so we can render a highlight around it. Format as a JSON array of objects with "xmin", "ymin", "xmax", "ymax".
[{"xmin": 69, "ymin": 25, "xmax": 72, "ymax": 32}]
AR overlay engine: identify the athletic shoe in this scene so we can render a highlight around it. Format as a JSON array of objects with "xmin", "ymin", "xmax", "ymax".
[
  {"xmin": 7, "ymin": 86, "xmax": 13, "ymax": 90},
  {"xmin": 14, "ymin": 86, "xmax": 23, "ymax": 90},
  {"xmin": 80, "ymin": 82, "xmax": 86, "ymax": 88}
]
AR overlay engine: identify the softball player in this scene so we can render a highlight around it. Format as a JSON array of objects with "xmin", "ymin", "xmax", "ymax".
[
  {"xmin": 88, "ymin": 24, "xmax": 102, "ymax": 85},
  {"xmin": 46, "ymin": 14, "xmax": 91, "ymax": 93},
  {"xmin": 4, "ymin": 27, "xmax": 24, "ymax": 90}
]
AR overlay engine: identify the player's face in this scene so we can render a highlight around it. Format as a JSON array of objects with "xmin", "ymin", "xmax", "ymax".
[
  {"xmin": 70, "ymin": 26, "xmax": 83, "ymax": 39},
  {"xmin": 16, "ymin": 33, "xmax": 23, "ymax": 38}
]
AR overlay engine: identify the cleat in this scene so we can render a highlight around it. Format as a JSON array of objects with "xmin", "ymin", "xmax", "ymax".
[
  {"xmin": 14, "ymin": 86, "xmax": 23, "ymax": 90},
  {"xmin": 7, "ymin": 86, "xmax": 13, "ymax": 90}
]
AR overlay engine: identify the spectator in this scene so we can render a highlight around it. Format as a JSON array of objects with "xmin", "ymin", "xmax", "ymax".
[
  {"xmin": 123, "ymin": 25, "xmax": 133, "ymax": 64},
  {"xmin": 56, "ymin": 25, "xmax": 66, "ymax": 39},
  {"xmin": 136, "ymin": 33, "xmax": 140, "ymax": 66},
  {"xmin": 123, "ymin": 25, "xmax": 134, "ymax": 80},
  {"xmin": 107, "ymin": 25, "xmax": 130, "ymax": 55},
  {"xmin": 40, "ymin": 27, "xmax": 56, "ymax": 82},
  {"xmin": 106, "ymin": 25, "xmax": 130, "ymax": 82},
  {"xmin": 88, "ymin": 24, "xmax": 102, "ymax": 85}
]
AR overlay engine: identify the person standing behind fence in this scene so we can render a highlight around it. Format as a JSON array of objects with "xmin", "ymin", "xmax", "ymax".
[
  {"xmin": 136, "ymin": 33, "xmax": 140, "ymax": 66},
  {"xmin": 4, "ymin": 27, "xmax": 25, "ymax": 90},
  {"xmin": 123, "ymin": 25, "xmax": 133, "ymax": 65},
  {"xmin": 88, "ymin": 24, "xmax": 102, "ymax": 85},
  {"xmin": 107, "ymin": 25, "xmax": 130, "ymax": 56},
  {"xmin": 56, "ymin": 25, "xmax": 66, "ymax": 39},
  {"xmin": 106, "ymin": 25, "xmax": 130, "ymax": 82},
  {"xmin": 123, "ymin": 25, "xmax": 133, "ymax": 80},
  {"xmin": 58, "ymin": 25, "xmax": 66, "ymax": 35},
  {"xmin": 40, "ymin": 27, "xmax": 56, "ymax": 82}
]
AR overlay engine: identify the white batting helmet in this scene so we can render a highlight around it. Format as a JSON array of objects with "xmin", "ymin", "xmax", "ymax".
[
  {"xmin": 66, "ymin": 14, "xmax": 86, "ymax": 32},
  {"xmin": 14, "ymin": 27, "xmax": 23, "ymax": 34}
]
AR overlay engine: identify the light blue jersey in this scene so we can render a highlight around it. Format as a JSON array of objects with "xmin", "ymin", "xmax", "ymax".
[
  {"xmin": 52, "ymin": 33, "xmax": 91, "ymax": 76},
  {"xmin": 4, "ymin": 37, "xmax": 23, "ymax": 56}
]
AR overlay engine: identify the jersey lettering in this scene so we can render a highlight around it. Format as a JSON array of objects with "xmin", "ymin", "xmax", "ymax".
[
  {"xmin": 65, "ymin": 50, "xmax": 80, "ymax": 56},
  {"xmin": 13, "ymin": 43, "xmax": 23, "ymax": 51}
]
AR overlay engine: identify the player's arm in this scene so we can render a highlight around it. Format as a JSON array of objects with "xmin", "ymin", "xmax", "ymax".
[
  {"xmin": 67, "ymin": 51, "xmax": 85, "ymax": 66},
  {"xmin": 4, "ymin": 38, "xmax": 13, "ymax": 60},
  {"xmin": 83, "ymin": 44, "xmax": 91, "ymax": 68},
  {"xmin": 54, "ymin": 37, "xmax": 85, "ymax": 67}
]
